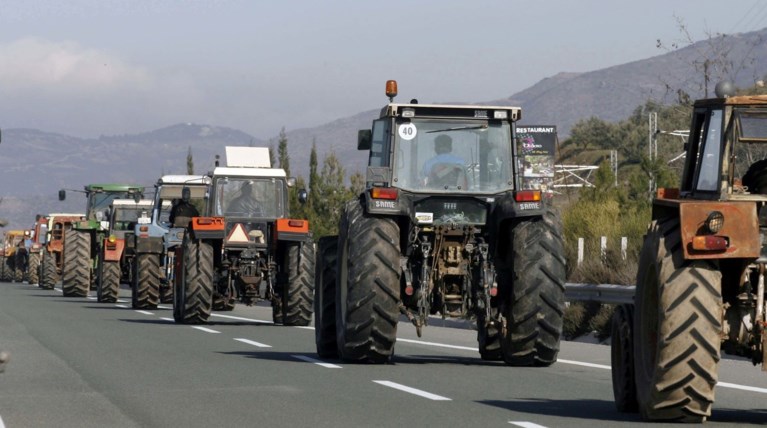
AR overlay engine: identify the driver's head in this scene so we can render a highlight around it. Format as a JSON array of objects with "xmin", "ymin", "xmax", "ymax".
[
  {"xmin": 181, "ymin": 187, "xmax": 191, "ymax": 203},
  {"xmin": 434, "ymin": 135, "xmax": 452, "ymax": 154},
  {"xmin": 241, "ymin": 181, "xmax": 253, "ymax": 194}
]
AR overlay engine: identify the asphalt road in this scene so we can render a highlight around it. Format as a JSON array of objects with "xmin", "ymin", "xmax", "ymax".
[{"xmin": 1, "ymin": 281, "xmax": 766, "ymax": 427}]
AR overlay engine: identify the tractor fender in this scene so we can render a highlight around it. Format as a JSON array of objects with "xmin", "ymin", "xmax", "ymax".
[
  {"xmin": 102, "ymin": 238, "xmax": 125, "ymax": 262},
  {"xmin": 135, "ymin": 236, "xmax": 164, "ymax": 254},
  {"xmin": 275, "ymin": 218, "xmax": 311, "ymax": 242}
]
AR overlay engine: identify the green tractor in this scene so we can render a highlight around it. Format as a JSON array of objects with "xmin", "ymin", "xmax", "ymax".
[{"xmin": 58, "ymin": 184, "xmax": 144, "ymax": 297}]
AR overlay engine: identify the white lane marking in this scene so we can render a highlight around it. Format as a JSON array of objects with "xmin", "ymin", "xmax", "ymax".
[
  {"xmin": 158, "ymin": 305, "xmax": 171, "ymax": 310},
  {"xmin": 116, "ymin": 299, "xmax": 128, "ymax": 303},
  {"xmin": 86, "ymin": 297, "xmax": 96, "ymax": 300},
  {"xmin": 717, "ymin": 381, "xmax": 767, "ymax": 394},
  {"xmin": 295, "ymin": 326, "xmax": 315, "ymax": 330},
  {"xmin": 397, "ymin": 338, "xmax": 767, "ymax": 395},
  {"xmin": 210, "ymin": 313, "xmax": 273, "ymax": 324},
  {"xmin": 291, "ymin": 354, "xmax": 341, "ymax": 368},
  {"xmin": 160, "ymin": 317, "xmax": 174, "ymax": 322},
  {"xmin": 557, "ymin": 359, "xmax": 611, "ymax": 370},
  {"xmin": 509, "ymin": 422, "xmax": 548, "ymax": 428},
  {"xmin": 397, "ymin": 338, "xmax": 476, "ymax": 352},
  {"xmin": 234, "ymin": 338, "xmax": 271, "ymax": 348},
  {"xmin": 0, "ymin": 414, "xmax": 6, "ymax": 428},
  {"xmin": 373, "ymin": 380, "xmax": 451, "ymax": 401},
  {"xmin": 135, "ymin": 310, "xmax": 154, "ymax": 315},
  {"xmin": 115, "ymin": 304, "xmax": 129, "ymax": 309},
  {"xmin": 192, "ymin": 326, "xmax": 220, "ymax": 334}
]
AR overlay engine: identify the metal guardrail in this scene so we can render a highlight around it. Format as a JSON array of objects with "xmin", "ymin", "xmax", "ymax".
[{"xmin": 564, "ymin": 283, "xmax": 635, "ymax": 305}]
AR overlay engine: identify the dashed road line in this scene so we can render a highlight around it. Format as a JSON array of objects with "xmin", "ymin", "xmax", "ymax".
[
  {"xmin": 192, "ymin": 326, "xmax": 220, "ymax": 334},
  {"xmin": 86, "ymin": 297, "xmax": 96, "ymax": 300},
  {"xmin": 396, "ymin": 338, "xmax": 767, "ymax": 395},
  {"xmin": 0, "ymin": 414, "xmax": 5, "ymax": 428},
  {"xmin": 509, "ymin": 422, "xmax": 548, "ymax": 428},
  {"xmin": 291, "ymin": 354, "xmax": 341, "ymax": 368},
  {"xmin": 717, "ymin": 381, "xmax": 767, "ymax": 394},
  {"xmin": 557, "ymin": 359, "xmax": 610, "ymax": 370},
  {"xmin": 397, "ymin": 338, "xmax": 476, "ymax": 351},
  {"xmin": 115, "ymin": 304, "xmax": 129, "ymax": 309},
  {"xmin": 234, "ymin": 338, "xmax": 271, "ymax": 348},
  {"xmin": 158, "ymin": 305, "xmax": 171, "ymax": 310},
  {"xmin": 211, "ymin": 313, "xmax": 273, "ymax": 324},
  {"xmin": 160, "ymin": 317, "xmax": 174, "ymax": 322},
  {"xmin": 373, "ymin": 380, "xmax": 451, "ymax": 401},
  {"xmin": 135, "ymin": 310, "xmax": 154, "ymax": 315},
  {"xmin": 295, "ymin": 326, "xmax": 315, "ymax": 330}
]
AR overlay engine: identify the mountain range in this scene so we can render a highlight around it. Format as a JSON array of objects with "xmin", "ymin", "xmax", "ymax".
[{"xmin": 2, "ymin": 27, "xmax": 766, "ymax": 230}]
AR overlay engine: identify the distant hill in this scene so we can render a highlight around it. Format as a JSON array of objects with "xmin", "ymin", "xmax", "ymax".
[{"xmin": 2, "ymin": 27, "xmax": 766, "ymax": 230}]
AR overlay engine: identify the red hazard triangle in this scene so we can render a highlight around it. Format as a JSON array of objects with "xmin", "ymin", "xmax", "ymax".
[{"xmin": 226, "ymin": 224, "xmax": 250, "ymax": 243}]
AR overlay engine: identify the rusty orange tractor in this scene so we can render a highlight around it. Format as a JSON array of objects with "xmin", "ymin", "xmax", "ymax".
[
  {"xmin": 38, "ymin": 213, "xmax": 85, "ymax": 290},
  {"xmin": 612, "ymin": 82, "xmax": 767, "ymax": 422}
]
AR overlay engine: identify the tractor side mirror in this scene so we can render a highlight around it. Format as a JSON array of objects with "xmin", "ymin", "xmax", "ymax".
[
  {"xmin": 297, "ymin": 189, "xmax": 308, "ymax": 204},
  {"xmin": 58, "ymin": 190, "xmax": 66, "ymax": 201},
  {"xmin": 358, "ymin": 129, "xmax": 372, "ymax": 150}
]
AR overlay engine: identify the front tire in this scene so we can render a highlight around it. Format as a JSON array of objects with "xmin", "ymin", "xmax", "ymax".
[
  {"xmin": 97, "ymin": 260, "xmax": 120, "ymax": 303},
  {"xmin": 336, "ymin": 201, "xmax": 400, "ymax": 363},
  {"xmin": 499, "ymin": 208, "xmax": 566, "ymax": 366},
  {"xmin": 133, "ymin": 253, "xmax": 160, "ymax": 309},
  {"xmin": 315, "ymin": 236, "xmax": 338, "ymax": 358},
  {"xmin": 40, "ymin": 251, "xmax": 58, "ymax": 290},
  {"xmin": 280, "ymin": 241, "xmax": 315, "ymax": 326},
  {"xmin": 634, "ymin": 218, "xmax": 721, "ymax": 422},
  {"xmin": 173, "ymin": 238, "xmax": 213, "ymax": 324},
  {"xmin": 62, "ymin": 230, "xmax": 91, "ymax": 297},
  {"xmin": 611, "ymin": 304, "xmax": 638, "ymax": 413},
  {"xmin": 27, "ymin": 253, "xmax": 40, "ymax": 286}
]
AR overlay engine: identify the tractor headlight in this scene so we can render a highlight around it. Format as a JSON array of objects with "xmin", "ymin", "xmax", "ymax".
[{"xmin": 705, "ymin": 211, "xmax": 724, "ymax": 234}]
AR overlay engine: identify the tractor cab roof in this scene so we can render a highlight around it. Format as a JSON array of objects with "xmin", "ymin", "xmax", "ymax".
[
  {"xmin": 156, "ymin": 175, "xmax": 211, "ymax": 186},
  {"xmin": 381, "ymin": 102, "xmax": 521, "ymax": 121}
]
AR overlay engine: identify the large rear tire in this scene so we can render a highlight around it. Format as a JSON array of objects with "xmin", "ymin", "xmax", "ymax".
[
  {"xmin": 173, "ymin": 238, "xmax": 213, "ymax": 324},
  {"xmin": 97, "ymin": 260, "xmax": 120, "ymax": 303},
  {"xmin": 27, "ymin": 253, "xmax": 40, "ymax": 286},
  {"xmin": 62, "ymin": 230, "xmax": 91, "ymax": 297},
  {"xmin": 336, "ymin": 201, "xmax": 400, "ymax": 363},
  {"xmin": 280, "ymin": 241, "xmax": 315, "ymax": 326},
  {"xmin": 611, "ymin": 304, "xmax": 638, "ymax": 413},
  {"xmin": 315, "ymin": 236, "xmax": 338, "ymax": 358},
  {"xmin": 634, "ymin": 218, "xmax": 721, "ymax": 422},
  {"xmin": 40, "ymin": 251, "xmax": 58, "ymax": 290},
  {"xmin": 499, "ymin": 208, "xmax": 566, "ymax": 366},
  {"xmin": 133, "ymin": 253, "xmax": 160, "ymax": 309}
]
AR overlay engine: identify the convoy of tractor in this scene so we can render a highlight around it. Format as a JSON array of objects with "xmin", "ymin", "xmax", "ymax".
[{"xmin": 4, "ymin": 80, "xmax": 766, "ymax": 424}]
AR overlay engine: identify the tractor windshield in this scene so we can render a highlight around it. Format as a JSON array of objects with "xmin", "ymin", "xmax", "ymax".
[
  {"xmin": 392, "ymin": 118, "xmax": 512, "ymax": 193},
  {"xmin": 88, "ymin": 192, "xmax": 138, "ymax": 220},
  {"xmin": 111, "ymin": 206, "xmax": 147, "ymax": 231},
  {"xmin": 213, "ymin": 177, "xmax": 285, "ymax": 218}
]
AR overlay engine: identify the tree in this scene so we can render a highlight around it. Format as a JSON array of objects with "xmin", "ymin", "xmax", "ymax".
[
  {"xmin": 186, "ymin": 146, "xmax": 194, "ymax": 175},
  {"xmin": 308, "ymin": 139, "xmax": 320, "ymax": 211},
  {"xmin": 277, "ymin": 127, "xmax": 290, "ymax": 177}
]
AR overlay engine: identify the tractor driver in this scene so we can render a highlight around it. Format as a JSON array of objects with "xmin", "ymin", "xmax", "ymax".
[
  {"xmin": 422, "ymin": 135, "xmax": 466, "ymax": 185},
  {"xmin": 169, "ymin": 187, "xmax": 199, "ymax": 228},
  {"xmin": 227, "ymin": 181, "xmax": 263, "ymax": 216}
]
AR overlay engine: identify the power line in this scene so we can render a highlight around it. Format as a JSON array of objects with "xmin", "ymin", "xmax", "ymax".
[
  {"xmin": 738, "ymin": 1, "xmax": 767, "ymax": 33},
  {"xmin": 729, "ymin": 0, "xmax": 762, "ymax": 34}
]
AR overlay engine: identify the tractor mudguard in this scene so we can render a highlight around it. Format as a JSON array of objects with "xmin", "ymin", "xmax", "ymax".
[
  {"xmin": 135, "ymin": 236, "xmax": 164, "ymax": 254},
  {"xmin": 102, "ymin": 238, "xmax": 125, "ymax": 262},
  {"xmin": 275, "ymin": 218, "xmax": 310, "ymax": 242},
  {"xmin": 189, "ymin": 217, "xmax": 225, "ymax": 240}
]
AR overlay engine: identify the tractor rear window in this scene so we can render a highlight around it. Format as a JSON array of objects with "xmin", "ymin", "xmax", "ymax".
[{"xmin": 737, "ymin": 110, "xmax": 767, "ymax": 142}]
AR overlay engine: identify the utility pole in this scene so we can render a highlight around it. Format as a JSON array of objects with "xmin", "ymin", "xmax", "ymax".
[
  {"xmin": 648, "ymin": 112, "xmax": 658, "ymax": 196},
  {"xmin": 610, "ymin": 150, "xmax": 618, "ymax": 187}
]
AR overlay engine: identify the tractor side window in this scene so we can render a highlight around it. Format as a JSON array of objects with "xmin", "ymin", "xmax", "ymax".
[
  {"xmin": 695, "ymin": 108, "xmax": 723, "ymax": 192},
  {"xmin": 369, "ymin": 119, "xmax": 390, "ymax": 167}
]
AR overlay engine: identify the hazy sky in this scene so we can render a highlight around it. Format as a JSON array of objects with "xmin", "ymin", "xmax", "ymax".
[{"xmin": 1, "ymin": 0, "xmax": 765, "ymax": 139}]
